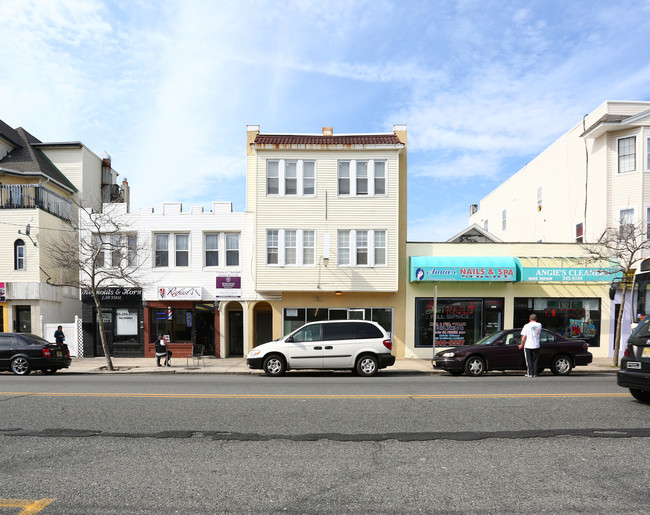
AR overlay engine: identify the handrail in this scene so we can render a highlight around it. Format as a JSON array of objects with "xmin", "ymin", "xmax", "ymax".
[{"xmin": 0, "ymin": 184, "xmax": 72, "ymax": 222}]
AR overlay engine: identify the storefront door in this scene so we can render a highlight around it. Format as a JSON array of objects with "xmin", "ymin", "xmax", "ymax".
[
  {"xmin": 15, "ymin": 306, "xmax": 31, "ymax": 333},
  {"xmin": 228, "ymin": 310, "xmax": 243, "ymax": 356}
]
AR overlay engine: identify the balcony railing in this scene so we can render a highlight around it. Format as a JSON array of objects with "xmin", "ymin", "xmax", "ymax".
[{"xmin": 0, "ymin": 184, "xmax": 72, "ymax": 222}]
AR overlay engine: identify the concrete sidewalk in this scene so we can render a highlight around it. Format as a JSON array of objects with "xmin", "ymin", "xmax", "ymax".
[{"xmin": 59, "ymin": 356, "xmax": 618, "ymax": 375}]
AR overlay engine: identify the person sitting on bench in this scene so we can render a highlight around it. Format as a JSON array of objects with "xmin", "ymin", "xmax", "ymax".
[{"xmin": 154, "ymin": 335, "xmax": 172, "ymax": 367}]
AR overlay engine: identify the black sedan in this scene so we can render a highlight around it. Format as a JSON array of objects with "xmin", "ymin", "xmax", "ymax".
[
  {"xmin": 432, "ymin": 328, "xmax": 592, "ymax": 377},
  {"xmin": 0, "ymin": 333, "xmax": 71, "ymax": 375},
  {"xmin": 618, "ymin": 316, "xmax": 650, "ymax": 403}
]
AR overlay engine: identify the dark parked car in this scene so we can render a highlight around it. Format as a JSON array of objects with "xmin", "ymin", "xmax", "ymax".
[
  {"xmin": 618, "ymin": 317, "xmax": 650, "ymax": 403},
  {"xmin": 0, "ymin": 333, "xmax": 71, "ymax": 375},
  {"xmin": 432, "ymin": 328, "xmax": 592, "ymax": 377}
]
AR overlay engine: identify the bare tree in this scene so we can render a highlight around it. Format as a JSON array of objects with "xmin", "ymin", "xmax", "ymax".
[
  {"xmin": 42, "ymin": 201, "xmax": 149, "ymax": 371},
  {"xmin": 582, "ymin": 221, "xmax": 650, "ymax": 366}
]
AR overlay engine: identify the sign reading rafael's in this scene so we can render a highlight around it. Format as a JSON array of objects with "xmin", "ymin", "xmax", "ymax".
[{"xmin": 158, "ymin": 286, "xmax": 201, "ymax": 300}]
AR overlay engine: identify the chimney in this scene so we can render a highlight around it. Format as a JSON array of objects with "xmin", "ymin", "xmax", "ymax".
[
  {"xmin": 322, "ymin": 127, "xmax": 333, "ymax": 136},
  {"xmin": 122, "ymin": 178, "xmax": 131, "ymax": 213}
]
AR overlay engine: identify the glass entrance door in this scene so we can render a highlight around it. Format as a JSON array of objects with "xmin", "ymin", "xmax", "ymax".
[{"xmin": 15, "ymin": 306, "xmax": 31, "ymax": 333}]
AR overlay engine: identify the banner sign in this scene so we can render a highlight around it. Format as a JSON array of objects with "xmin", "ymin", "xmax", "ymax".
[
  {"xmin": 216, "ymin": 276, "xmax": 241, "ymax": 297},
  {"xmin": 0, "ymin": 282, "xmax": 5, "ymax": 302},
  {"xmin": 157, "ymin": 286, "xmax": 201, "ymax": 300},
  {"xmin": 521, "ymin": 267, "xmax": 622, "ymax": 282}
]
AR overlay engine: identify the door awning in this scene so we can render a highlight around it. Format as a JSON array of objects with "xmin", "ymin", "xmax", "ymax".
[{"xmin": 410, "ymin": 256, "xmax": 521, "ymax": 282}]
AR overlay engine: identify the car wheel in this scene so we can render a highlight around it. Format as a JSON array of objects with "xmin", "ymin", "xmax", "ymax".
[
  {"xmin": 263, "ymin": 355, "xmax": 286, "ymax": 377},
  {"xmin": 41, "ymin": 368, "xmax": 57, "ymax": 375},
  {"xmin": 464, "ymin": 356, "xmax": 486, "ymax": 377},
  {"xmin": 356, "ymin": 355, "xmax": 379, "ymax": 377},
  {"xmin": 448, "ymin": 370, "xmax": 464, "ymax": 376},
  {"xmin": 551, "ymin": 355, "xmax": 572, "ymax": 376},
  {"xmin": 629, "ymin": 388, "xmax": 650, "ymax": 403},
  {"xmin": 11, "ymin": 357, "xmax": 31, "ymax": 376}
]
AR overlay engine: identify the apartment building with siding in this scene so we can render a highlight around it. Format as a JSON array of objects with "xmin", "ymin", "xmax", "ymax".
[{"xmin": 246, "ymin": 125, "xmax": 408, "ymax": 358}]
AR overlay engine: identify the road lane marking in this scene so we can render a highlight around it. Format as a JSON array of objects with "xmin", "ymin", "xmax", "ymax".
[
  {"xmin": 0, "ymin": 498, "xmax": 56, "ymax": 514},
  {"xmin": 0, "ymin": 391, "xmax": 629, "ymax": 399}
]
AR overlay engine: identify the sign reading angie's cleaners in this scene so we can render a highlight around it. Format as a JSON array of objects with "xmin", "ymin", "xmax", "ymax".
[{"xmin": 521, "ymin": 267, "xmax": 622, "ymax": 282}]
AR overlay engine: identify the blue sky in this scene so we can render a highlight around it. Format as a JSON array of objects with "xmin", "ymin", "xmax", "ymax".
[{"xmin": 2, "ymin": 0, "xmax": 650, "ymax": 240}]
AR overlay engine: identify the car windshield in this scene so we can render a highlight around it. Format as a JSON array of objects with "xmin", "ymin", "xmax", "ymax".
[
  {"xmin": 22, "ymin": 334, "xmax": 51, "ymax": 344},
  {"xmin": 631, "ymin": 316, "xmax": 650, "ymax": 338},
  {"xmin": 475, "ymin": 331, "xmax": 506, "ymax": 346}
]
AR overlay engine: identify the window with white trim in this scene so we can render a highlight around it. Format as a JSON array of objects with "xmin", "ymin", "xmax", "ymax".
[
  {"xmin": 619, "ymin": 208, "xmax": 635, "ymax": 239},
  {"xmin": 14, "ymin": 239, "xmax": 25, "ymax": 270},
  {"xmin": 205, "ymin": 233, "xmax": 219, "ymax": 266},
  {"xmin": 338, "ymin": 160, "xmax": 388, "ymax": 196},
  {"xmin": 226, "ymin": 233, "xmax": 239, "ymax": 266},
  {"xmin": 501, "ymin": 209, "xmax": 507, "ymax": 231},
  {"xmin": 267, "ymin": 230, "xmax": 279, "ymax": 264},
  {"xmin": 536, "ymin": 186, "xmax": 543, "ymax": 212},
  {"xmin": 337, "ymin": 229, "xmax": 387, "ymax": 267},
  {"xmin": 618, "ymin": 136, "xmax": 636, "ymax": 173},
  {"xmin": 266, "ymin": 229, "xmax": 316, "ymax": 266},
  {"xmin": 175, "ymin": 234, "xmax": 189, "ymax": 267},
  {"xmin": 483, "ymin": 220, "xmax": 489, "ymax": 232},
  {"xmin": 266, "ymin": 159, "xmax": 316, "ymax": 196},
  {"xmin": 95, "ymin": 234, "xmax": 106, "ymax": 268},
  {"xmin": 154, "ymin": 234, "xmax": 168, "ymax": 267},
  {"xmin": 575, "ymin": 222, "xmax": 584, "ymax": 243}
]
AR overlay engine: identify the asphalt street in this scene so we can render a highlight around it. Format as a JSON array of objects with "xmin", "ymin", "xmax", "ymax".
[{"xmin": 1, "ymin": 373, "xmax": 648, "ymax": 514}]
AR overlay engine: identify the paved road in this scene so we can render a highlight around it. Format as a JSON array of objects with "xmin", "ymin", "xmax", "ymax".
[{"xmin": 1, "ymin": 373, "xmax": 648, "ymax": 513}]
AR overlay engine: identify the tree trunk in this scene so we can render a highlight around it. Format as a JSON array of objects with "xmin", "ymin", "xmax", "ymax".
[
  {"xmin": 94, "ymin": 295, "xmax": 114, "ymax": 371},
  {"xmin": 613, "ymin": 282, "xmax": 628, "ymax": 368}
]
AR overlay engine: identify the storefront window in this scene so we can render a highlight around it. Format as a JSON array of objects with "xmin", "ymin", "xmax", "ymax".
[
  {"xmin": 113, "ymin": 308, "xmax": 139, "ymax": 343},
  {"xmin": 151, "ymin": 308, "xmax": 193, "ymax": 342},
  {"xmin": 415, "ymin": 298, "xmax": 504, "ymax": 347},
  {"xmin": 514, "ymin": 298, "xmax": 601, "ymax": 347},
  {"xmin": 283, "ymin": 307, "xmax": 393, "ymax": 336}
]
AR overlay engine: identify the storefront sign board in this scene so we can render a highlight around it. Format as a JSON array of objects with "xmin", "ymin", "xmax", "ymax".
[
  {"xmin": 410, "ymin": 257, "xmax": 519, "ymax": 282},
  {"xmin": 0, "ymin": 282, "xmax": 5, "ymax": 302},
  {"xmin": 521, "ymin": 267, "xmax": 622, "ymax": 282},
  {"xmin": 216, "ymin": 276, "xmax": 241, "ymax": 297},
  {"xmin": 157, "ymin": 286, "xmax": 202, "ymax": 300}
]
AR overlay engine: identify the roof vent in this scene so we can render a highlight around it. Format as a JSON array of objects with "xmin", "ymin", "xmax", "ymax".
[{"xmin": 322, "ymin": 127, "xmax": 333, "ymax": 136}]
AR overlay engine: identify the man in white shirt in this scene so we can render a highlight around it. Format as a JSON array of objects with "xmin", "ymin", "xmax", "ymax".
[{"xmin": 519, "ymin": 314, "xmax": 542, "ymax": 377}]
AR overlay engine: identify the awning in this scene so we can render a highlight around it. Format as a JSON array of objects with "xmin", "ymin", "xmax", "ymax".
[{"xmin": 410, "ymin": 256, "xmax": 521, "ymax": 282}]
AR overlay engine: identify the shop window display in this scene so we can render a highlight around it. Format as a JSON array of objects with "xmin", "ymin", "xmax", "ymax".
[
  {"xmin": 415, "ymin": 298, "xmax": 504, "ymax": 347},
  {"xmin": 151, "ymin": 308, "xmax": 193, "ymax": 342},
  {"xmin": 514, "ymin": 298, "xmax": 600, "ymax": 347}
]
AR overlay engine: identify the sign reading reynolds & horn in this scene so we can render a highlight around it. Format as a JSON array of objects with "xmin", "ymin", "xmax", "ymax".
[
  {"xmin": 216, "ymin": 276, "xmax": 241, "ymax": 297},
  {"xmin": 157, "ymin": 287, "xmax": 202, "ymax": 300},
  {"xmin": 81, "ymin": 287, "xmax": 142, "ymax": 302}
]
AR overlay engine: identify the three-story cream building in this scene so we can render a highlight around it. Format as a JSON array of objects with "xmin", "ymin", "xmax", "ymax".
[{"xmin": 245, "ymin": 125, "xmax": 408, "ymax": 357}]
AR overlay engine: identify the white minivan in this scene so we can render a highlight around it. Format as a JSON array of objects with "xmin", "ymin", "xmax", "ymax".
[{"xmin": 246, "ymin": 320, "xmax": 395, "ymax": 377}]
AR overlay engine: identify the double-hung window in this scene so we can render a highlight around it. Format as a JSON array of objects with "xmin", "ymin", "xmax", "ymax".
[
  {"xmin": 356, "ymin": 162, "xmax": 368, "ymax": 195},
  {"xmin": 226, "ymin": 234, "xmax": 239, "ymax": 266},
  {"xmin": 575, "ymin": 222, "xmax": 584, "ymax": 243},
  {"xmin": 127, "ymin": 235, "xmax": 137, "ymax": 266},
  {"xmin": 95, "ymin": 234, "xmax": 106, "ymax": 268},
  {"xmin": 618, "ymin": 136, "xmax": 636, "ymax": 173},
  {"xmin": 205, "ymin": 233, "xmax": 219, "ymax": 266},
  {"xmin": 338, "ymin": 160, "xmax": 387, "ymax": 196},
  {"xmin": 155, "ymin": 234, "xmax": 169, "ymax": 267},
  {"xmin": 266, "ymin": 229, "xmax": 316, "ymax": 266},
  {"xmin": 337, "ymin": 230, "xmax": 387, "ymax": 266},
  {"xmin": 267, "ymin": 160, "xmax": 279, "ymax": 194},
  {"xmin": 267, "ymin": 230, "xmax": 279, "ymax": 265},
  {"xmin": 111, "ymin": 235, "xmax": 122, "ymax": 268},
  {"xmin": 14, "ymin": 239, "xmax": 25, "ymax": 270},
  {"xmin": 374, "ymin": 161, "xmax": 386, "ymax": 194},
  {"xmin": 619, "ymin": 208, "xmax": 635, "ymax": 239},
  {"xmin": 303, "ymin": 162, "xmax": 315, "ymax": 195},
  {"xmin": 266, "ymin": 159, "xmax": 316, "ymax": 196},
  {"xmin": 501, "ymin": 209, "xmax": 507, "ymax": 231},
  {"xmin": 175, "ymin": 234, "xmax": 189, "ymax": 267}
]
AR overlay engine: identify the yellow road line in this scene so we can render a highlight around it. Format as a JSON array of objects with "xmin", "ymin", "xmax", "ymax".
[
  {"xmin": 0, "ymin": 391, "xmax": 630, "ymax": 399},
  {"xmin": 0, "ymin": 498, "xmax": 56, "ymax": 514}
]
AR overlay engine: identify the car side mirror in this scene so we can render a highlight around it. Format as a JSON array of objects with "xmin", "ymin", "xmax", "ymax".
[{"xmin": 286, "ymin": 336, "xmax": 294, "ymax": 343}]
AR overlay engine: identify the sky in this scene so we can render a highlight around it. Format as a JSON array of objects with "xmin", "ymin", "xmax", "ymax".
[{"xmin": 2, "ymin": 0, "xmax": 650, "ymax": 241}]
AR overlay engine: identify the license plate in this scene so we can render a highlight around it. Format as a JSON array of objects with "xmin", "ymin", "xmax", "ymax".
[
  {"xmin": 627, "ymin": 361, "xmax": 642, "ymax": 369},
  {"xmin": 56, "ymin": 351, "xmax": 63, "ymax": 357},
  {"xmin": 643, "ymin": 348, "xmax": 650, "ymax": 358}
]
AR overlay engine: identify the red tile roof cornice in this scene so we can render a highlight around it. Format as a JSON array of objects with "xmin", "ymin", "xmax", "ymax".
[{"xmin": 253, "ymin": 133, "xmax": 403, "ymax": 147}]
